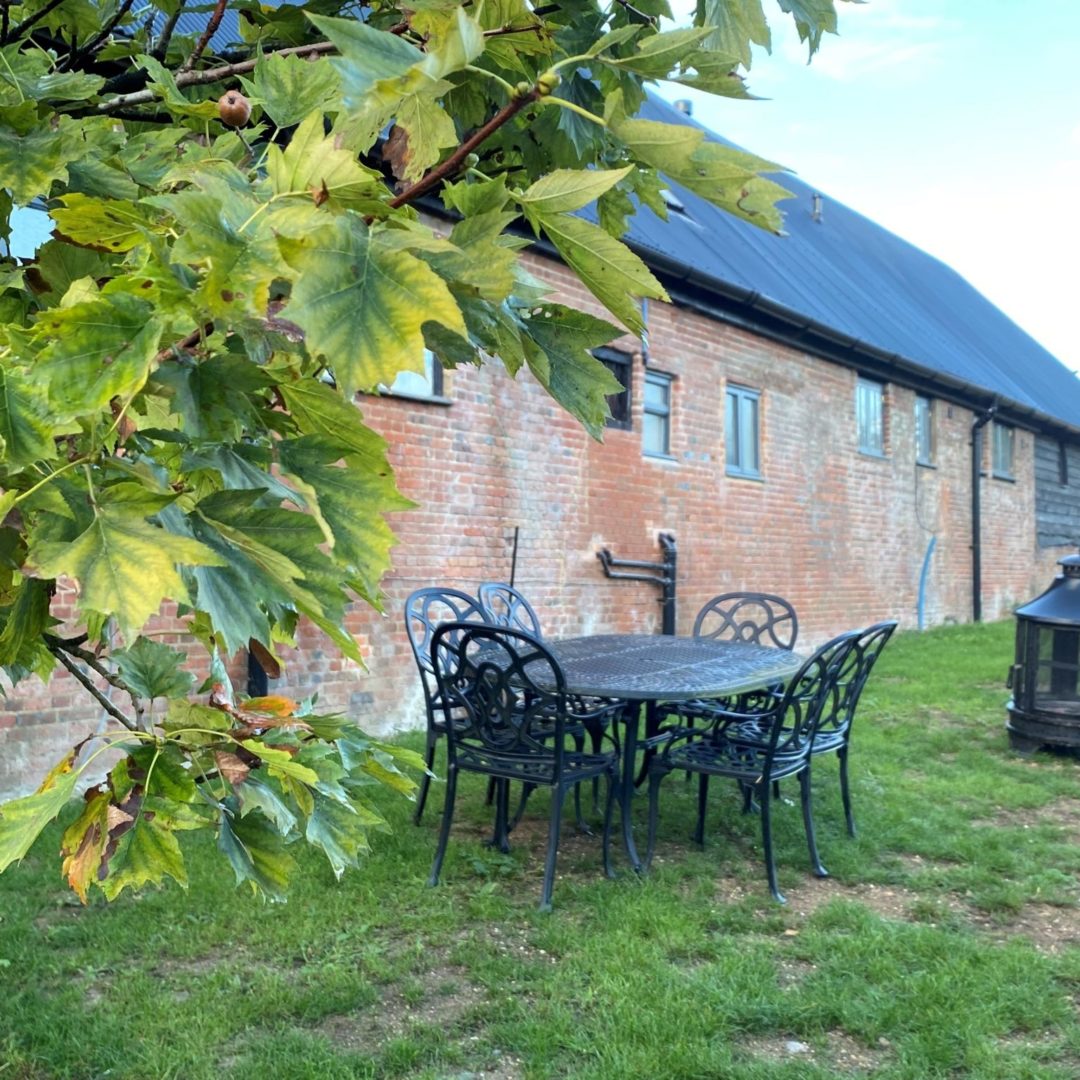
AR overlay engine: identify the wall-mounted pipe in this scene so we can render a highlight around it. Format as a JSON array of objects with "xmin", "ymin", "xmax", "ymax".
[
  {"xmin": 971, "ymin": 404, "xmax": 998, "ymax": 622},
  {"xmin": 917, "ymin": 536, "xmax": 937, "ymax": 630},
  {"xmin": 597, "ymin": 532, "xmax": 677, "ymax": 634}
]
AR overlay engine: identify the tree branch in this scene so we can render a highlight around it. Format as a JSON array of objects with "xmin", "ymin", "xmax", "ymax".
[
  {"xmin": 181, "ymin": 0, "xmax": 227, "ymax": 72},
  {"xmin": 389, "ymin": 87, "xmax": 541, "ymax": 210},
  {"xmin": 5, "ymin": 0, "xmax": 68, "ymax": 43},
  {"xmin": 95, "ymin": 40, "xmax": 338, "ymax": 113},
  {"xmin": 150, "ymin": 0, "xmax": 186, "ymax": 61},
  {"xmin": 61, "ymin": 0, "xmax": 139, "ymax": 70},
  {"xmin": 50, "ymin": 647, "xmax": 140, "ymax": 732},
  {"xmin": 46, "ymin": 633, "xmax": 146, "ymax": 728}
]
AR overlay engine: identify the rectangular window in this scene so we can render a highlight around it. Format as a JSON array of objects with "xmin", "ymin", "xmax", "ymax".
[
  {"xmin": 914, "ymin": 394, "xmax": 934, "ymax": 465},
  {"xmin": 992, "ymin": 422, "xmax": 1015, "ymax": 479},
  {"xmin": 594, "ymin": 347, "xmax": 632, "ymax": 430},
  {"xmin": 725, "ymin": 385, "xmax": 761, "ymax": 478},
  {"xmin": 643, "ymin": 371, "xmax": 672, "ymax": 457},
  {"xmin": 856, "ymin": 377, "xmax": 885, "ymax": 456},
  {"xmin": 386, "ymin": 348, "xmax": 444, "ymax": 400}
]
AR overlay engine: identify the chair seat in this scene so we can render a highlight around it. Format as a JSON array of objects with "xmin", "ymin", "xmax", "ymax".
[
  {"xmin": 458, "ymin": 746, "xmax": 618, "ymax": 785},
  {"xmin": 810, "ymin": 729, "xmax": 846, "ymax": 754},
  {"xmin": 663, "ymin": 736, "xmax": 810, "ymax": 783}
]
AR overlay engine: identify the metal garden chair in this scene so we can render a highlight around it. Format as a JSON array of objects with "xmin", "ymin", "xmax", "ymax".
[
  {"xmin": 428, "ymin": 623, "xmax": 621, "ymax": 911},
  {"xmin": 645, "ymin": 629, "xmax": 860, "ymax": 903},
  {"xmin": 404, "ymin": 587, "xmax": 487, "ymax": 826},
  {"xmin": 810, "ymin": 620, "xmax": 898, "ymax": 837}
]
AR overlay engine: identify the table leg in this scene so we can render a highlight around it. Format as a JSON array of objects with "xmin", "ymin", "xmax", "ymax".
[{"xmin": 619, "ymin": 702, "xmax": 643, "ymax": 873}]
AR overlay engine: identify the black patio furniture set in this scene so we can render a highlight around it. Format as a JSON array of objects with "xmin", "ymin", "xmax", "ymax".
[{"xmin": 405, "ymin": 585, "xmax": 897, "ymax": 910}]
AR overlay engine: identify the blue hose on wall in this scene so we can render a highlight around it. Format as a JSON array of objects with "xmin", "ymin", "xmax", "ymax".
[{"xmin": 918, "ymin": 536, "xmax": 937, "ymax": 630}]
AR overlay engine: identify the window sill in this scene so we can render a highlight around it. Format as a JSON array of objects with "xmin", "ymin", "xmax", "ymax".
[
  {"xmin": 916, "ymin": 459, "xmax": 937, "ymax": 470},
  {"xmin": 992, "ymin": 472, "xmax": 1016, "ymax": 484},
  {"xmin": 379, "ymin": 391, "xmax": 452, "ymax": 407},
  {"xmin": 726, "ymin": 468, "xmax": 764, "ymax": 482},
  {"xmin": 643, "ymin": 450, "xmax": 677, "ymax": 463},
  {"xmin": 858, "ymin": 448, "xmax": 889, "ymax": 460}
]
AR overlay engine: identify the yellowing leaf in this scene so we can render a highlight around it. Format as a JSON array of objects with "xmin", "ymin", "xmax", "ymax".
[
  {"xmin": 0, "ymin": 753, "xmax": 80, "ymax": 872},
  {"xmin": 518, "ymin": 167, "xmax": 633, "ymax": 216}
]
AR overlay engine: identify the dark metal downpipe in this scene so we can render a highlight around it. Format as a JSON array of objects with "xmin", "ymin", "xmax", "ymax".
[
  {"xmin": 971, "ymin": 403, "xmax": 997, "ymax": 622},
  {"xmin": 597, "ymin": 532, "xmax": 677, "ymax": 634}
]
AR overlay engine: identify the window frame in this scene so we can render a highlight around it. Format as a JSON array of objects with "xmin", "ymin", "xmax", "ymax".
[
  {"xmin": 642, "ymin": 370, "xmax": 674, "ymax": 459},
  {"xmin": 856, "ymin": 377, "xmax": 886, "ymax": 457},
  {"xmin": 382, "ymin": 348, "xmax": 447, "ymax": 403},
  {"xmin": 594, "ymin": 347, "xmax": 633, "ymax": 431},
  {"xmin": 914, "ymin": 394, "xmax": 935, "ymax": 466},
  {"xmin": 992, "ymin": 421, "xmax": 1015, "ymax": 480},
  {"xmin": 725, "ymin": 384, "xmax": 762, "ymax": 479}
]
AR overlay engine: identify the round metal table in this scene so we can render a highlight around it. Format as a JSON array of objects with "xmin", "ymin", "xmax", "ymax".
[{"xmin": 547, "ymin": 635, "xmax": 804, "ymax": 871}]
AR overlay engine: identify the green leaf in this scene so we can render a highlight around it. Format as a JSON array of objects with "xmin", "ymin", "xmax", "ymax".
[
  {"xmin": 241, "ymin": 739, "xmax": 319, "ymax": 785},
  {"xmin": 278, "ymin": 215, "xmax": 466, "ymax": 395},
  {"xmin": 532, "ymin": 213, "xmax": 667, "ymax": 334},
  {"xmin": 237, "ymin": 774, "xmax": 298, "ymax": 837},
  {"xmin": 0, "ymin": 366, "xmax": 57, "ymax": 467},
  {"xmin": 0, "ymin": 752, "xmax": 79, "ymax": 872},
  {"xmin": 393, "ymin": 91, "xmax": 458, "ymax": 182},
  {"xmin": 0, "ymin": 578, "xmax": 52, "ymax": 671},
  {"xmin": 99, "ymin": 792, "xmax": 189, "ymax": 900},
  {"xmin": 239, "ymin": 51, "xmax": 342, "ymax": 128},
  {"xmin": 60, "ymin": 789, "xmax": 109, "ymax": 903},
  {"xmin": 0, "ymin": 122, "xmax": 70, "ymax": 207},
  {"xmin": 135, "ymin": 54, "xmax": 219, "ymax": 119},
  {"xmin": 305, "ymin": 792, "xmax": 374, "ymax": 879},
  {"xmin": 217, "ymin": 807, "xmax": 296, "ymax": 899},
  {"xmin": 777, "ymin": 0, "xmax": 841, "ymax": 58},
  {"xmin": 519, "ymin": 304, "xmax": 623, "ymax": 439},
  {"xmin": 518, "ymin": 167, "xmax": 633, "ymax": 216},
  {"xmin": 695, "ymin": 0, "xmax": 771, "ymax": 67},
  {"xmin": 28, "ymin": 504, "xmax": 224, "ymax": 643},
  {"xmin": 50, "ymin": 195, "xmax": 150, "ymax": 254},
  {"xmin": 33, "ymin": 293, "xmax": 165, "ymax": 421},
  {"xmin": 113, "ymin": 637, "xmax": 195, "ymax": 700}
]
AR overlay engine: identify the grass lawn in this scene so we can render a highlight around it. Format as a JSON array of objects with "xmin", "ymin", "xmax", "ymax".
[{"xmin": 2, "ymin": 620, "xmax": 1080, "ymax": 1079}]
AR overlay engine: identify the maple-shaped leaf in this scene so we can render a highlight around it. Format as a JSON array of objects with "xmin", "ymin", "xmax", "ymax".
[
  {"xmin": 0, "ymin": 751, "xmax": 80, "ymax": 872},
  {"xmin": 278, "ymin": 215, "xmax": 466, "ymax": 395},
  {"xmin": 0, "ymin": 122, "xmax": 71, "ymax": 207},
  {"xmin": 0, "ymin": 366, "xmax": 56, "ymax": 467},
  {"xmin": 239, "ymin": 51, "xmax": 342, "ymax": 129},
  {"xmin": 50, "ymin": 194, "xmax": 153, "ymax": 254},
  {"xmin": 217, "ymin": 806, "xmax": 296, "ymax": 899},
  {"xmin": 98, "ymin": 789, "xmax": 189, "ymax": 901},
  {"xmin": 28, "ymin": 505, "xmax": 224, "ymax": 643},
  {"xmin": 305, "ymin": 792, "xmax": 375, "ymax": 879},
  {"xmin": 113, "ymin": 636, "xmax": 195, "ymax": 700},
  {"xmin": 60, "ymin": 789, "xmax": 110, "ymax": 904}
]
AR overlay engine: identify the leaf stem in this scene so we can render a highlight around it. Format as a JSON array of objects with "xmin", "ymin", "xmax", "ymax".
[
  {"xmin": 538, "ymin": 96, "xmax": 607, "ymax": 127},
  {"xmin": 464, "ymin": 64, "xmax": 516, "ymax": 97},
  {"xmin": 12, "ymin": 456, "xmax": 89, "ymax": 507}
]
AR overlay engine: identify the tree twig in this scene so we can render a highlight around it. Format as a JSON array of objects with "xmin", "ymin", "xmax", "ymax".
[
  {"xmin": 95, "ymin": 40, "xmax": 338, "ymax": 112},
  {"xmin": 46, "ymin": 633, "xmax": 145, "ymax": 728},
  {"xmin": 389, "ymin": 87, "xmax": 541, "ymax": 210},
  {"xmin": 151, "ymin": 0, "xmax": 186, "ymax": 61},
  {"xmin": 61, "ymin": 0, "xmax": 138, "ymax": 70},
  {"xmin": 181, "ymin": 0, "xmax": 227, "ymax": 71},
  {"xmin": 50, "ymin": 647, "xmax": 139, "ymax": 732}
]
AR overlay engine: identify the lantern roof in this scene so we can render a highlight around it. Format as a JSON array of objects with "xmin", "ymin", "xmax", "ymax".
[{"xmin": 1015, "ymin": 556, "xmax": 1080, "ymax": 626}]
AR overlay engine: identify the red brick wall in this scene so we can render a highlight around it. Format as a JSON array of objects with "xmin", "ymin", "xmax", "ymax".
[{"xmin": 0, "ymin": 251, "xmax": 1066, "ymax": 797}]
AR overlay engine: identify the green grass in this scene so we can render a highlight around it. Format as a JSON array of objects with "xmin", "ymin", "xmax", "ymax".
[{"xmin": 3, "ymin": 620, "xmax": 1080, "ymax": 1079}]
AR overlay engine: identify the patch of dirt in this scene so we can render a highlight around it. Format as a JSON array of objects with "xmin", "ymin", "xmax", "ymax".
[
  {"xmin": 740, "ymin": 1030, "xmax": 891, "ymax": 1074},
  {"xmin": 776, "ymin": 956, "xmax": 817, "ymax": 990},
  {"xmin": 971, "ymin": 798, "xmax": 1080, "ymax": 840},
  {"xmin": 782, "ymin": 876, "xmax": 923, "ymax": 921},
  {"xmin": 317, "ymin": 963, "xmax": 486, "ymax": 1056},
  {"xmin": 972, "ymin": 903, "xmax": 1080, "ymax": 955}
]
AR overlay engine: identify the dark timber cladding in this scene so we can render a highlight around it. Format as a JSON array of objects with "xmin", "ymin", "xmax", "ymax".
[
  {"xmin": 599, "ymin": 96, "xmax": 1080, "ymax": 441},
  {"xmin": 1036, "ymin": 437, "xmax": 1080, "ymax": 547}
]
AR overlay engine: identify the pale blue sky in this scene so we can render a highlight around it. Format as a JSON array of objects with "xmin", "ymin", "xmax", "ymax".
[{"xmin": 661, "ymin": 0, "xmax": 1080, "ymax": 372}]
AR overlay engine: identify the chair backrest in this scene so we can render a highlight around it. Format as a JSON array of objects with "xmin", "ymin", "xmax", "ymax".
[
  {"xmin": 693, "ymin": 592, "xmax": 799, "ymax": 650},
  {"xmin": 816, "ymin": 621, "xmax": 898, "ymax": 740},
  {"xmin": 431, "ymin": 623, "xmax": 568, "ymax": 770},
  {"xmin": 478, "ymin": 582, "xmax": 543, "ymax": 638},
  {"xmin": 765, "ymin": 630, "xmax": 861, "ymax": 760},
  {"xmin": 404, "ymin": 588, "xmax": 486, "ymax": 714}
]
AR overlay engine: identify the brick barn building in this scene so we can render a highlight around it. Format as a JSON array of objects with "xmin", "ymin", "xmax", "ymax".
[{"xmin": 4, "ymin": 96, "xmax": 1080, "ymax": 798}]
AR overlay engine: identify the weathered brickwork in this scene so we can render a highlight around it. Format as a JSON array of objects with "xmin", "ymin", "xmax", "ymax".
[{"xmin": 0, "ymin": 250, "xmax": 1070, "ymax": 797}]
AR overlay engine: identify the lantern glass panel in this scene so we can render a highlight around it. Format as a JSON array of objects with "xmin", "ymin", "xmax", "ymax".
[{"xmin": 1032, "ymin": 624, "xmax": 1080, "ymax": 710}]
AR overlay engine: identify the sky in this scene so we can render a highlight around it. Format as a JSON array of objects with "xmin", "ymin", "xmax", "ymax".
[{"xmin": 660, "ymin": 0, "xmax": 1080, "ymax": 373}]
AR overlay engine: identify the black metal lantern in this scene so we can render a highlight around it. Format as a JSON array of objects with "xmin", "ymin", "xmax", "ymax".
[{"xmin": 1007, "ymin": 555, "xmax": 1080, "ymax": 752}]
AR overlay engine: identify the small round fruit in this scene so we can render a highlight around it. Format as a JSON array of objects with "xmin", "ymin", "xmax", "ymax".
[
  {"xmin": 537, "ymin": 70, "xmax": 560, "ymax": 96},
  {"xmin": 218, "ymin": 90, "xmax": 251, "ymax": 127}
]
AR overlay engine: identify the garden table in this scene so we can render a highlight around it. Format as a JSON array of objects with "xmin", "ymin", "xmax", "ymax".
[{"xmin": 546, "ymin": 634, "xmax": 804, "ymax": 872}]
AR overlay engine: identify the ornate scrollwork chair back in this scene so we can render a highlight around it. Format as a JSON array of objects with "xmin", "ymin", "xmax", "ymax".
[
  {"xmin": 478, "ymin": 582, "xmax": 544, "ymax": 639},
  {"xmin": 403, "ymin": 587, "xmax": 487, "ymax": 824},
  {"xmin": 693, "ymin": 592, "xmax": 799, "ymax": 650}
]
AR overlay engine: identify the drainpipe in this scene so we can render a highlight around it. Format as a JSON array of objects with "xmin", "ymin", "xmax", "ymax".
[{"xmin": 971, "ymin": 403, "xmax": 998, "ymax": 622}]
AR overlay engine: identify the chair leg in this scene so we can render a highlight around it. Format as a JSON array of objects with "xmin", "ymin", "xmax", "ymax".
[
  {"xmin": 487, "ymin": 778, "xmax": 511, "ymax": 854},
  {"xmin": 484, "ymin": 775, "xmax": 496, "ymax": 807},
  {"xmin": 601, "ymin": 769, "xmax": 617, "ymax": 880},
  {"xmin": 413, "ymin": 732, "xmax": 438, "ymax": 826},
  {"xmin": 759, "ymin": 780, "xmax": 785, "ymax": 904},
  {"xmin": 741, "ymin": 781, "xmax": 755, "ymax": 815},
  {"xmin": 428, "ymin": 762, "xmax": 458, "ymax": 887},
  {"xmin": 838, "ymin": 746, "xmax": 856, "ymax": 837},
  {"xmin": 572, "ymin": 733, "xmax": 592, "ymax": 835},
  {"xmin": 510, "ymin": 782, "xmax": 536, "ymax": 830},
  {"xmin": 644, "ymin": 769, "xmax": 665, "ymax": 871},
  {"xmin": 799, "ymin": 767, "xmax": 828, "ymax": 878},
  {"xmin": 590, "ymin": 724, "xmax": 604, "ymax": 814},
  {"xmin": 539, "ymin": 784, "xmax": 567, "ymax": 912},
  {"xmin": 692, "ymin": 773, "xmax": 709, "ymax": 847}
]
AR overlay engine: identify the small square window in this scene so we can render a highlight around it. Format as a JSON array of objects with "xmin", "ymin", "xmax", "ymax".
[
  {"xmin": 385, "ymin": 349, "xmax": 444, "ymax": 400},
  {"xmin": 915, "ymin": 395, "xmax": 934, "ymax": 465},
  {"xmin": 725, "ymin": 385, "xmax": 761, "ymax": 478},
  {"xmin": 643, "ymin": 371, "xmax": 672, "ymax": 457},
  {"xmin": 992, "ymin": 422, "xmax": 1015, "ymax": 479},
  {"xmin": 856, "ymin": 377, "xmax": 885, "ymax": 456},
  {"xmin": 594, "ymin": 347, "xmax": 632, "ymax": 430}
]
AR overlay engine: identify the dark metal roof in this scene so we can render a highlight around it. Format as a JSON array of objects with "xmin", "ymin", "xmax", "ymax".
[{"xmin": 615, "ymin": 95, "xmax": 1080, "ymax": 435}]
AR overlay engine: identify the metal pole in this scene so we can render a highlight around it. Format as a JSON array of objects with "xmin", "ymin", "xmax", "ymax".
[
  {"xmin": 510, "ymin": 525, "xmax": 519, "ymax": 588},
  {"xmin": 971, "ymin": 404, "xmax": 996, "ymax": 623}
]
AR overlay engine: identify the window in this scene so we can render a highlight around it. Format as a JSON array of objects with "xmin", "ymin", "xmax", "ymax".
[
  {"xmin": 643, "ymin": 371, "xmax": 673, "ymax": 457},
  {"xmin": 594, "ymin": 347, "xmax": 632, "ymax": 430},
  {"xmin": 725, "ymin": 385, "xmax": 761, "ymax": 478},
  {"xmin": 385, "ymin": 348, "xmax": 444, "ymax": 400},
  {"xmin": 914, "ymin": 394, "xmax": 934, "ymax": 465},
  {"xmin": 992, "ymin": 422, "xmax": 1015, "ymax": 479},
  {"xmin": 856, "ymin": 377, "xmax": 885, "ymax": 456}
]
